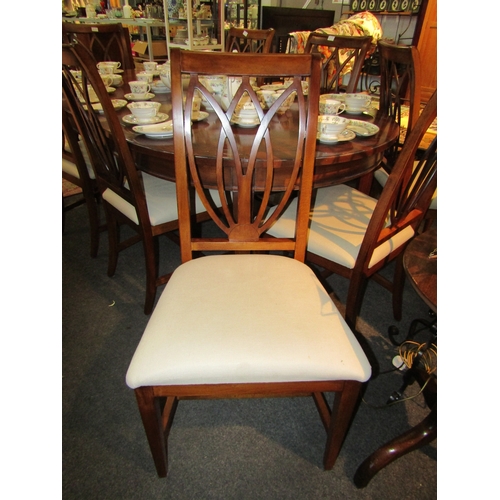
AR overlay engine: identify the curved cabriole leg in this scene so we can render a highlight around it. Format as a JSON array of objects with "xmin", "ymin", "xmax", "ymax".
[{"xmin": 353, "ymin": 406, "xmax": 436, "ymax": 488}]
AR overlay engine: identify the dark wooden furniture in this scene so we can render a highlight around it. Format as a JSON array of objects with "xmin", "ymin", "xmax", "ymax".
[
  {"xmin": 304, "ymin": 33, "xmax": 373, "ymax": 94},
  {"xmin": 378, "ymin": 39, "xmax": 422, "ymax": 159},
  {"xmin": 261, "ymin": 6, "xmax": 335, "ymax": 53},
  {"xmin": 354, "ymin": 228, "xmax": 437, "ymax": 488},
  {"xmin": 105, "ymin": 69, "xmax": 399, "ymax": 191},
  {"xmin": 268, "ymin": 91, "xmax": 437, "ymax": 331},
  {"xmin": 62, "ymin": 22, "xmax": 135, "ymax": 70},
  {"xmin": 62, "ymin": 42, "xmax": 211, "ymax": 314},
  {"xmin": 125, "ymin": 48, "xmax": 373, "ymax": 479},
  {"xmin": 225, "ymin": 27, "xmax": 275, "ymax": 53},
  {"xmin": 62, "ymin": 110, "xmax": 104, "ymax": 258}
]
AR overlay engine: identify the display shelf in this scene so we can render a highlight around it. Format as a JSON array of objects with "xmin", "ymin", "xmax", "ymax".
[
  {"xmin": 164, "ymin": 0, "xmax": 225, "ymax": 58},
  {"xmin": 225, "ymin": 0, "xmax": 260, "ymax": 30}
]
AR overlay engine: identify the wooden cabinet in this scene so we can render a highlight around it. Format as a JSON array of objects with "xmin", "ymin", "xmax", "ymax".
[{"xmin": 414, "ymin": 0, "xmax": 437, "ymax": 102}]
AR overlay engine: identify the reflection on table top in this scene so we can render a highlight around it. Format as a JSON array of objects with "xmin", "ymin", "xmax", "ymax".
[{"xmin": 107, "ymin": 69, "xmax": 400, "ymax": 187}]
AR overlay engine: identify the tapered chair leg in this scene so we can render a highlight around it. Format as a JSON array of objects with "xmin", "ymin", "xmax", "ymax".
[{"xmin": 323, "ymin": 381, "xmax": 362, "ymax": 469}]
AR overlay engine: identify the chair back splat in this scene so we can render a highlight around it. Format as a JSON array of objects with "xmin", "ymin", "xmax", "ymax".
[
  {"xmin": 225, "ymin": 27, "xmax": 275, "ymax": 54},
  {"xmin": 304, "ymin": 33, "xmax": 372, "ymax": 94},
  {"xmin": 377, "ymin": 40, "xmax": 422, "ymax": 155},
  {"xmin": 62, "ymin": 22, "xmax": 135, "ymax": 70},
  {"xmin": 126, "ymin": 49, "xmax": 372, "ymax": 479}
]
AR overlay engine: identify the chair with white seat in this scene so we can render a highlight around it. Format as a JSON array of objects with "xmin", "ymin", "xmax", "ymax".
[
  {"xmin": 125, "ymin": 48, "xmax": 371, "ymax": 478},
  {"xmin": 267, "ymin": 91, "xmax": 438, "ymax": 331},
  {"xmin": 62, "ymin": 42, "xmax": 213, "ymax": 314}
]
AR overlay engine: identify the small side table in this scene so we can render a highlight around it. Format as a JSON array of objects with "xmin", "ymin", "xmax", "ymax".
[{"xmin": 354, "ymin": 229, "xmax": 437, "ymax": 488}]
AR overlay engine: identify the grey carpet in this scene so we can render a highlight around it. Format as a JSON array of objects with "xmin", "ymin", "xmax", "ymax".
[{"xmin": 62, "ymin": 204, "xmax": 436, "ymax": 499}]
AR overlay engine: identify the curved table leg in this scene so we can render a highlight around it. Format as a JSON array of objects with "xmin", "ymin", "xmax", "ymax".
[{"xmin": 353, "ymin": 406, "xmax": 436, "ymax": 488}]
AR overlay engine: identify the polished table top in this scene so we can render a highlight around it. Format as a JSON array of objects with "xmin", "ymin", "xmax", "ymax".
[{"xmin": 109, "ymin": 69, "xmax": 399, "ymax": 188}]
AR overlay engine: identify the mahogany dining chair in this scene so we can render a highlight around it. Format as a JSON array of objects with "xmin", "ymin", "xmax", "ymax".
[
  {"xmin": 62, "ymin": 42, "xmax": 212, "ymax": 314},
  {"xmin": 62, "ymin": 109, "xmax": 104, "ymax": 258},
  {"xmin": 303, "ymin": 33, "xmax": 373, "ymax": 94},
  {"xmin": 267, "ymin": 90, "xmax": 438, "ymax": 331},
  {"xmin": 125, "ymin": 48, "xmax": 372, "ymax": 479},
  {"xmin": 62, "ymin": 22, "xmax": 135, "ymax": 70}
]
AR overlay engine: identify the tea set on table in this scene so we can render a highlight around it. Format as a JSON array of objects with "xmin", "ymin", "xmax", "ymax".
[
  {"xmin": 89, "ymin": 60, "xmax": 381, "ymax": 143},
  {"xmin": 316, "ymin": 93, "xmax": 380, "ymax": 144}
]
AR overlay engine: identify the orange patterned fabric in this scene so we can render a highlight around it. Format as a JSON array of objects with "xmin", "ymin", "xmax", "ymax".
[{"xmin": 288, "ymin": 12, "xmax": 383, "ymax": 83}]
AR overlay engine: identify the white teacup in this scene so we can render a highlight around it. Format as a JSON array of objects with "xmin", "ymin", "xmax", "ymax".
[
  {"xmin": 100, "ymin": 75, "xmax": 113, "ymax": 87},
  {"xmin": 317, "ymin": 115, "xmax": 349, "ymax": 140},
  {"xmin": 127, "ymin": 101, "xmax": 161, "ymax": 122},
  {"xmin": 97, "ymin": 61, "xmax": 121, "ymax": 74},
  {"xmin": 257, "ymin": 90, "xmax": 276, "ymax": 109},
  {"xmin": 344, "ymin": 93, "xmax": 371, "ymax": 113},
  {"xmin": 109, "ymin": 74, "xmax": 123, "ymax": 87},
  {"xmin": 136, "ymin": 72, "xmax": 154, "ymax": 84},
  {"xmin": 159, "ymin": 64, "xmax": 171, "ymax": 89},
  {"xmin": 129, "ymin": 80, "xmax": 151, "ymax": 94},
  {"xmin": 319, "ymin": 97, "xmax": 346, "ymax": 115},
  {"xmin": 143, "ymin": 61, "xmax": 158, "ymax": 73}
]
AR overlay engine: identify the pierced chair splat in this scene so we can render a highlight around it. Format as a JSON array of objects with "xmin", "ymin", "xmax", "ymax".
[
  {"xmin": 304, "ymin": 33, "xmax": 373, "ymax": 94},
  {"xmin": 125, "ymin": 49, "xmax": 372, "ymax": 479}
]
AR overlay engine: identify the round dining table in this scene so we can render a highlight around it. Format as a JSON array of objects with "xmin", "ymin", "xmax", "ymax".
[{"xmin": 110, "ymin": 69, "xmax": 399, "ymax": 189}]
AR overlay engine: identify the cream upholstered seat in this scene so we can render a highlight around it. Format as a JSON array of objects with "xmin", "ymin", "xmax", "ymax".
[
  {"xmin": 267, "ymin": 91, "xmax": 438, "ymax": 331},
  {"xmin": 125, "ymin": 48, "xmax": 371, "ymax": 479},
  {"xmin": 126, "ymin": 254, "xmax": 370, "ymax": 388}
]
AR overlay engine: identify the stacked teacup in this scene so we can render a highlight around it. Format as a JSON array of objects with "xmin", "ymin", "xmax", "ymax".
[
  {"xmin": 317, "ymin": 94, "xmax": 347, "ymax": 142},
  {"xmin": 97, "ymin": 61, "xmax": 123, "ymax": 87}
]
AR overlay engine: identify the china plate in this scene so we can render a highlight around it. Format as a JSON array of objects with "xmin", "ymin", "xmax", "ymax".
[
  {"xmin": 122, "ymin": 112, "xmax": 169, "ymax": 125},
  {"xmin": 345, "ymin": 108, "xmax": 367, "ymax": 115},
  {"xmin": 317, "ymin": 129, "xmax": 356, "ymax": 144},
  {"xmin": 191, "ymin": 111, "xmax": 209, "ymax": 122},
  {"xmin": 151, "ymin": 83, "xmax": 170, "ymax": 93},
  {"xmin": 85, "ymin": 99, "xmax": 128, "ymax": 112},
  {"xmin": 230, "ymin": 116, "xmax": 261, "ymax": 128},
  {"xmin": 346, "ymin": 120, "xmax": 380, "ymax": 137},
  {"xmin": 124, "ymin": 92, "xmax": 156, "ymax": 101},
  {"xmin": 132, "ymin": 120, "xmax": 173, "ymax": 138}
]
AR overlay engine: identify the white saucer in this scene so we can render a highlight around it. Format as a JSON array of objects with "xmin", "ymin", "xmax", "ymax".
[
  {"xmin": 132, "ymin": 120, "xmax": 173, "ymax": 138},
  {"xmin": 114, "ymin": 69, "xmax": 124, "ymax": 74},
  {"xmin": 151, "ymin": 83, "xmax": 170, "ymax": 94},
  {"xmin": 89, "ymin": 99, "xmax": 128, "ymax": 113},
  {"xmin": 346, "ymin": 120, "xmax": 379, "ymax": 137},
  {"xmin": 191, "ymin": 111, "xmax": 209, "ymax": 122},
  {"xmin": 345, "ymin": 108, "xmax": 367, "ymax": 115},
  {"xmin": 122, "ymin": 112, "xmax": 169, "ymax": 125},
  {"xmin": 231, "ymin": 116, "xmax": 260, "ymax": 128},
  {"xmin": 124, "ymin": 92, "xmax": 155, "ymax": 101},
  {"xmin": 317, "ymin": 129, "xmax": 356, "ymax": 144}
]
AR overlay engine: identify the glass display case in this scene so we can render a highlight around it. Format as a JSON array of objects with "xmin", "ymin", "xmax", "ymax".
[
  {"xmin": 225, "ymin": 0, "xmax": 260, "ymax": 29},
  {"xmin": 164, "ymin": 0, "xmax": 225, "ymax": 57}
]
